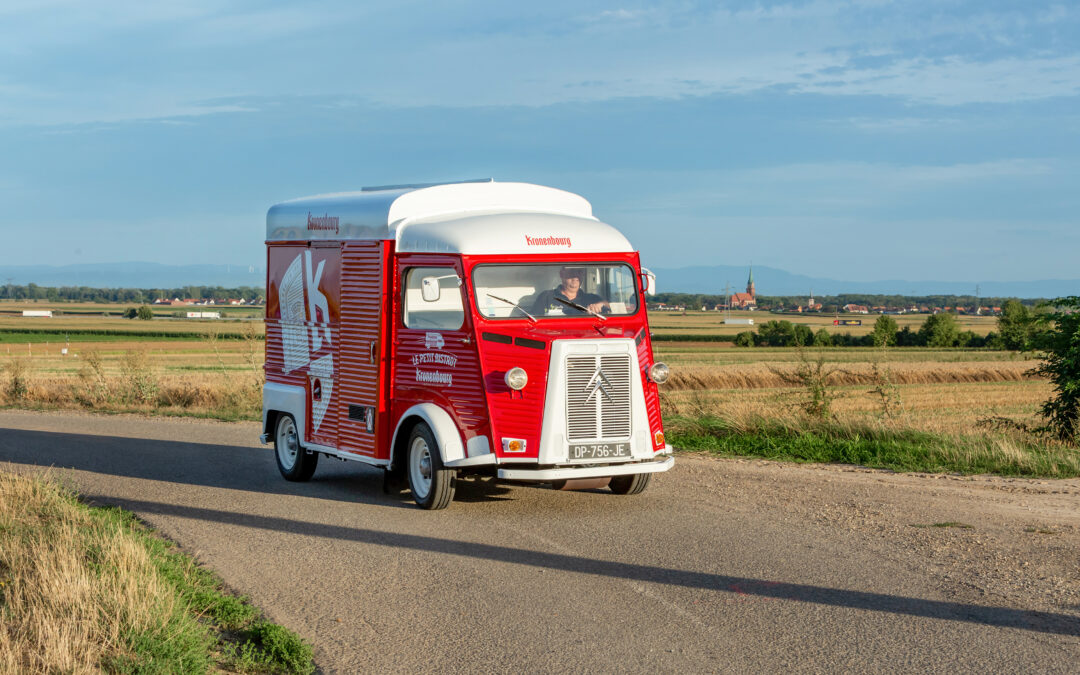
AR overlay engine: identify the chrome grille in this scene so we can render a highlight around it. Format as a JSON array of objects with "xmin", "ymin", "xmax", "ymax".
[{"xmin": 566, "ymin": 354, "xmax": 632, "ymax": 441}]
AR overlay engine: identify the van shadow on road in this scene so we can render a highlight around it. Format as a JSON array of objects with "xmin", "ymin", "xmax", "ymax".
[
  {"xmin": 0, "ymin": 426, "xmax": 410, "ymax": 508},
  {"xmin": 77, "ymin": 494, "xmax": 1080, "ymax": 639}
]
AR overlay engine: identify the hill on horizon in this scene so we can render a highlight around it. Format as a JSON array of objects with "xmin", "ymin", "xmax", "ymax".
[
  {"xmin": 0, "ymin": 261, "xmax": 1075, "ymax": 299},
  {"xmin": 647, "ymin": 264, "xmax": 1077, "ymax": 300}
]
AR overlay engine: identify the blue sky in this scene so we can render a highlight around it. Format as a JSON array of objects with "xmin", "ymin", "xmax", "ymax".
[{"xmin": 1, "ymin": 0, "xmax": 1077, "ymax": 282}]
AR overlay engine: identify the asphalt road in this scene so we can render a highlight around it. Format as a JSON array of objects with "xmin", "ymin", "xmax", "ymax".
[{"xmin": 1, "ymin": 410, "xmax": 1077, "ymax": 673}]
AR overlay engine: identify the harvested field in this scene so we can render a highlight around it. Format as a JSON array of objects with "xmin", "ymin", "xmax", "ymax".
[{"xmin": 666, "ymin": 360, "xmax": 1040, "ymax": 390}]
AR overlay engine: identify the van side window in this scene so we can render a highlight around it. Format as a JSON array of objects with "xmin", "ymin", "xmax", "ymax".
[{"xmin": 404, "ymin": 267, "xmax": 464, "ymax": 330}]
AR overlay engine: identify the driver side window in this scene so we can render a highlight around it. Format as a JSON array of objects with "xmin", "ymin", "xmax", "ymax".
[{"xmin": 403, "ymin": 267, "xmax": 464, "ymax": 330}]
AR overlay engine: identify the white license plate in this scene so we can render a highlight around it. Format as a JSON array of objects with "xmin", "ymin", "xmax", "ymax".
[{"xmin": 569, "ymin": 443, "xmax": 631, "ymax": 460}]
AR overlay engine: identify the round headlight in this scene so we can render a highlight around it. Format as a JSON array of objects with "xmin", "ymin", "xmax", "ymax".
[
  {"xmin": 505, "ymin": 367, "xmax": 528, "ymax": 390},
  {"xmin": 649, "ymin": 362, "xmax": 670, "ymax": 384}
]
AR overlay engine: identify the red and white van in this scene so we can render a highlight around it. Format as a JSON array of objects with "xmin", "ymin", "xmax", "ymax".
[{"xmin": 261, "ymin": 180, "xmax": 673, "ymax": 509}]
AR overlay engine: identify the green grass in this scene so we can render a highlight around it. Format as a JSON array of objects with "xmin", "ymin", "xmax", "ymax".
[
  {"xmin": 16, "ymin": 487, "xmax": 313, "ymax": 674},
  {"xmin": 668, "ymin": 415, "xmax": 1080, "ymax": 479}
]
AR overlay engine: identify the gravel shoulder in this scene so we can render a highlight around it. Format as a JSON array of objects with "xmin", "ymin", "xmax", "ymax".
[{"xmin": 678, "ymin": 452, "xmax": 1080, "ymax": 621}]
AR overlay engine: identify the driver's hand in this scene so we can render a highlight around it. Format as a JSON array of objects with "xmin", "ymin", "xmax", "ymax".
[{"xmin": 587, "ymin": 302, "xmax": 609, "ymax": 314}]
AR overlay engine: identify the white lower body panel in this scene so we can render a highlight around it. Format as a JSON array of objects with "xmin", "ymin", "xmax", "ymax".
[{"xmin": 497, "ymin": 454, "xmax": 673, "ymax": 482}]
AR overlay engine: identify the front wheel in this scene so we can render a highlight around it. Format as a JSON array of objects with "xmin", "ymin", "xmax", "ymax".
[
  {"xmin": 274, "ymin": 414, "xmax": 318, "ymax": 481},
  {"xmin": 609, "ymin": 473, "xmax": 651, "ymax": 495},
  {"xmin": 406, "ymin": 422, "xmax": 456, "ymax": 510}
]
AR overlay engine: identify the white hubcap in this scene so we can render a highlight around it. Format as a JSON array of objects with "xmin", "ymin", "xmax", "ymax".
[
  {"xmin": 277, "ymin": 417, "xmax": 298, "ymax": 470},
  {"xmin": 409, "ymin": 437, "xmax": 433, "ymax": 500}
]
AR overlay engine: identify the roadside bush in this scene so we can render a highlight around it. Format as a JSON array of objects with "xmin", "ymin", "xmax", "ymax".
[
  {"xmin": 136, "ymin": 305, "xmax": 155, "ymax": 320},
  {"xmin": 120, "ymin": 350, "xmax": 159, "ymax": 405},
  {"xmin": 77, "ymin": 350, "xmax": 112, "ymax": 406},
  {"xmin": 4, "ymin": 358, "xmax": 31, "ymax": 400},
  {"xmin": 813, "ymin": 328, "xmax": 832, "ymax": 346},
  {"xmin": 770, "ymin": 346, "xmax": 842, "ymax": 419},
  {"xmin": 1033, "ymin": 296, "xmax": 1080, "ymax": 443}
]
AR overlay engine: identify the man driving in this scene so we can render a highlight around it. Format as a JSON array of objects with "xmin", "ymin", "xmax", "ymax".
[{"xmin": 531, "ymin": 267, "xmax": 611, "ymax": 316}]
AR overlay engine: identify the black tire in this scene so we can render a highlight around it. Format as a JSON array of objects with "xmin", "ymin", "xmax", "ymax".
[
  {"xmin": 406, "ymin": 422, "xmax": 456, "ymax": 510},
  {"xmin": 609, "ymin": 472, "xmax": 651, "ymax": 495},
  {"xmin": 274, "ymin": 414, "xmax": 318, "ymax": 481}
]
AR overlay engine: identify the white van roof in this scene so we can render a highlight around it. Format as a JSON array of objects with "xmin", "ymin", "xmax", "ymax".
[{"xmin": 266, "ymin": 180, "xmax": 634, "ymax": 254}]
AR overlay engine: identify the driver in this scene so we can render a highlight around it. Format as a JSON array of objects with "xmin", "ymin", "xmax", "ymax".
[{"xmin": 532, "ymin": 267, "xmax": 610, "ymax": 316}]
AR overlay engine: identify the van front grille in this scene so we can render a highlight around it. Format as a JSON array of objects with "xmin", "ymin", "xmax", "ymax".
[{"xmin": 566, "ymin": 354, "xmax": 632, "ymax": 441}]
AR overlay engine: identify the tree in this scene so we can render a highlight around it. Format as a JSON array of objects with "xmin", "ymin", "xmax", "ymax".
[
  {"xmin": 918, "ymin": 313, "xmax": 960, "ymax": 347},
  {"xmin": 1033, "ymin": 297, "xmax": 1080, "ymax": 443},
  {"xmin": 872, "ymin": 314, "xmax": 898, "ymax": 347},
  {"xmin": 997, "ymin": 299, "xmax": 1038, "ymax": 351},
  {"xmin": 813, "ymin": 328, "xmax": 832, "ymax": 347},
  {"xmin": 136, "ymin": 305, "xmax": 154, "ymax": 320},
  {"xmin": 757, "ymin": 320, "xmax": 796, "ymax": 347},
  {"xmin": 733, "ymin": 331, "xmax": 755, "ymax": 347},
  {"xmin": 124, "ymin": 307, "xmax": 138, "ymax": 319},
  {"xmin": 792, "ymin": 324, "xmax": 814, "ymax": 347}
]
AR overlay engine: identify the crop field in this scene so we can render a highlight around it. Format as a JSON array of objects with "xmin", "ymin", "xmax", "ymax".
[
  {"xmin": 0, "ymin": 307, "xmax": 1074, "ymax": 476},
  {"xmin": 649, "ymin": 309, "xmax": 998, "ymax": 338}
]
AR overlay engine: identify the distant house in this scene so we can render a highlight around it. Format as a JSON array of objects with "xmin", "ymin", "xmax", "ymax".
[{"xmin": 842, "ymin": 304, "xmax": 869, "ymax": 314}]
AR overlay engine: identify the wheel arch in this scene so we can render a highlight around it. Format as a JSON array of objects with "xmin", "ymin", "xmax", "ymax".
[
  {"xmin": 391, "ymin": 404, "xmax": 466, "ymax": 468},
  {"xmin": 264, "ymin": 382, "xmax": 307, "ymax": 444}
]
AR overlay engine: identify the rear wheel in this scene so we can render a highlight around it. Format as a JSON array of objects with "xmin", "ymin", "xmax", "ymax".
[
  {"xmin": 609, "ymin": 473, "xmax": 651, "ymax": 495},
  {"xmin": 274, "ymin": 414, "xmax": 318, "ymax": 481},
  {"xmin": 406, "ymin": 422, "xmax": 456, "ymax": 510}
]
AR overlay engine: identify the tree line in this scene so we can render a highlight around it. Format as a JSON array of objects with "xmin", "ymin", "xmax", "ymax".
[
  {"xmin": 0, "ymin": 284, "xmax": 264, "ymax": 303},
  {"xmin": 733, "ymin": 300, "xmax": 1048, "ymax": 350},
  {"xmin": 652, "ymin": 291, "xmax": 1043, "ymax": 311}
]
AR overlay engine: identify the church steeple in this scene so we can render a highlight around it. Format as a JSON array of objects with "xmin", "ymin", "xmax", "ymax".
[{"xmin": 746, "ymin": 264, "xmax": 755, "ymax": 297}]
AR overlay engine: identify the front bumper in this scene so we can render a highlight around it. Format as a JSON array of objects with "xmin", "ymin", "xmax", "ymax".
[{"xmin": 497, "ymin": 454, "xmax": 674, "ymax": 482}]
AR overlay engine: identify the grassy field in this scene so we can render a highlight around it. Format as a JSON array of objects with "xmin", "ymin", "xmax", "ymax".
[
  {"xmin": 0, "ymin": 471, "xmax": 314, "ymax": 673},
  {"xmin": 649, "ymin": 309, "xmax": 999, "ymax": 338},
  {"xmin": 0, "ymin": 309, "xmax": 1075, "ymax": 476}
]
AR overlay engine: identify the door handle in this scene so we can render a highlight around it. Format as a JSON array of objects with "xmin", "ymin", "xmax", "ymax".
[{"xmin": 369, "ymin": 340, "xmax": 378, "ymax": 364}]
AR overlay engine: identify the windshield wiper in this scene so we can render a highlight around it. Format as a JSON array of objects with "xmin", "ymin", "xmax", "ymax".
[
  {"xmin": 486, "ymin": 294, "xmax": 537, "ymax": 323},
  {"xmin": 555, "ymin": 296, "xmax": 607, "ymax": 321}
]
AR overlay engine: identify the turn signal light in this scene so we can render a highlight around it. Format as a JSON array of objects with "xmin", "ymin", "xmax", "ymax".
[{"xmin": 503, "ymin": 438, "xmax": 527, "ymax": 453}]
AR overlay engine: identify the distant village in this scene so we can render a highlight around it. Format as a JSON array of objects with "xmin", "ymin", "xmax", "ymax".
[
  {"xmin": 647, "ymin": 266, "xmax": 1007, "ymax": 316},
  {"xmin": 152, "ymin": 297, "xmax": 264, "ymax": 307}
]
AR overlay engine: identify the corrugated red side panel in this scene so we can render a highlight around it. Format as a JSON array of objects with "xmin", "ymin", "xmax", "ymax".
[{"xmin": 337, "ymin": 241, "xmax": 389, "ymax": 458}]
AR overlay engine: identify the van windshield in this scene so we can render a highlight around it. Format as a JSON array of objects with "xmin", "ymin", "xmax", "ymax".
[{"xmin": 473, "ymin": 264, "xmax": 640, "ymax": 319}]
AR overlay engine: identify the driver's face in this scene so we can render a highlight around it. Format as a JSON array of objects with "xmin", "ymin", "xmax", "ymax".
[{"xmin": 560, "ymin": 271, "xmax": 581, "ymax": 291}]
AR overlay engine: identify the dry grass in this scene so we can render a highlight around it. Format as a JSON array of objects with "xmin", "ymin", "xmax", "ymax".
[
  {"xmin": 661, "ymin": 381, "xmax": 1050, "ymax": 434},
  {"xmin": 666, "ymin": 360, "xmax": 1040, "ymax": 391},
  {"xmin": 0, "ymin": 331, "xmax": 265, "ymax": 420},
  {"xmin": 0, "ymin": 472, "xmax": 185, "ymax": 672}
]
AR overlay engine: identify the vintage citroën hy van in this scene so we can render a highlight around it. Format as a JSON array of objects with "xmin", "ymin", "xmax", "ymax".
[{"xmin": 261, "ymin": 180, "xmax": 673, "ymax": 509}]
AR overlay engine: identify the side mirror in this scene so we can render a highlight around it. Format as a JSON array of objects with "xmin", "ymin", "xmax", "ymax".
[
  {"xmin": 640, "ymin": 268, "xmax": 657, "ymax": 296},
  {"xmin": 421, "ymin": 277, "xmax": 441, "ymax": 302},
  {"xmin": 421, "ymin": 274, "xmax": 463, "ymax": 302}
]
